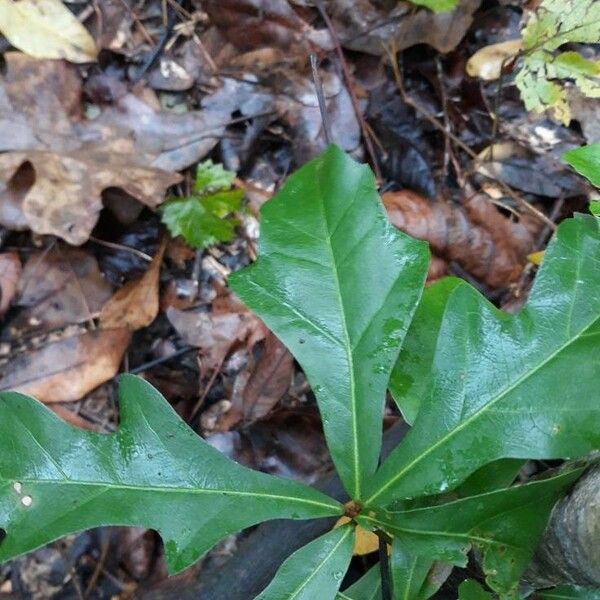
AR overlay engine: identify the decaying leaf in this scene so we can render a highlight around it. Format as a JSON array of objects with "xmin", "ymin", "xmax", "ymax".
[
  {"xmin": 0, "ymin": 252, "xmax": 21, "ymax": 318},
  {"xmin": 237, "ymin": 332, "xmax": 294, "ymax": 422},
  {"xmin": 466, "ymin": 39, "xmax": 522, "ymax": 80},
  {"xmin": 100, "ymin": 239, "xmax": 166, "ymax": 331},
  {"xmin": 329, "ymin": 0, "xmax": 481, "ymax": 55},
  {"xmin": 203, "ymin": 0, "xmax": 332, "ymax": 55},
  {"xmin": 335, "ymin": 516, "xmax": 380, "ymax": 556},
  {"xmin": 0, "ymin": 0, "xmax": 97, "ymax": 63},
  {"xmin": 166, "ymin": 290, "xmax": 266, "ymax": 370},
  {"xmin": 382, "ymin": 190, "xmax": 538, "ymax": 288},
  {"xmin": 9, "ymin": 248, "xmax": 112, "ymax": 333},
  {"xmin": 0, "ymin": 328, "xmax": 130, "ymax": 403},
  {"xmin": 0, "ymin": 55, "xmax": 258, "ymax": 244}
]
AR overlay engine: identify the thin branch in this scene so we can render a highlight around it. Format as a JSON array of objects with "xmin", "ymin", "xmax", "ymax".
[
  {"xmin": 316, "ymin": 2, "xmax": 382, "ymax": 182},
  {"xmin": 310, "ymin": 54, "xmax": 333, "ymax": 145}
]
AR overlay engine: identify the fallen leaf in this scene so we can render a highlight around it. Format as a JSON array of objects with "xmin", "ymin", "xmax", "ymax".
[
  {"xmin": 204, "ymin": 0, "xmax": 332, "ymax": 55},
  {"xmin": 329, "ymin": 0, "xmax": 481, "ymax": 55},
  {"xmin": 166, "ymin": 290, "xmax": 266, "ymax": 370},
  {"xmin": 0, "ymin": 56, "xmax": 263, "ymax": 243},
  {"xmin": 0, "ymin": 0, "xmax": 97, "ymax": 63},
  {"xmin": 466, "ymin": 39, "xmax": 522, "ymax": 80},
  {"xmin": 0, "ymin": 252, "xmax": 21, "ymax": 317},
  {"xmin": 0, "ymin": 328, "xmax": 130, "ymax": 402},
  {"xmin": 383, "ymin": 190, "xmax": 538, "ymax": 288},
  {"xmin": 100, "ymin": 239, "xmax": 167, "ymax": 331},
  {"xmin": 9, "ymin": 247, "xmax": 112, "ymax": 333},
  {"xmin": 475, "ymin": 142, "xmax": 586, "ymax": 197},
  {"xmin": 335, "ymin": 516, "xmax": 380, "ymax": 556},
  {"xmin": 236, "ymin": 332, "xmax": 294, "ymax": 422}
]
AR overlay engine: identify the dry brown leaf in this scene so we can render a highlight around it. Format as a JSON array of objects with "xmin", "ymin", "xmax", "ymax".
[
  {"xmin": 166, "ymin": 291, "xmax": 266, "ymax": 370},
  {"xmin": 100, "ymin": 239, "xmax": 167, "ymax": 331},
  {"xmin": 0, "ymin": 0, "xmax": 97, "ymax": 63},
  {"xmin": 0, "ymin": 55, "xmax": 255, "ymax": 243},
  {"xmin": 237, "ymin": 332, "xmax": 294, "ymax": 422},
  {"xmin": 204, "ymin": 0, "xmax": 332, "ymax": 55},
  {"xmin": 9, "ymin": 247, "xmax": 112, "ymax": 333},
  {"xmin": 383, "ymin": 190, "xmax": 539, "ymax": 288},
  {"xmin": 0, "ymin": 251, "xmax": 21, "ymax": 317},
  {"xmin": 329, "ymin": 0, "xmax": 481, "ymax": 55},
  {"xmin": 334, "ymin": 516, "xmax": 380, "ymax": 556},
  {"xmin": 0, "ymin": 328, "xmax": 130, "ymax": 402},
  {"xmin": 466, "ymin": 39, "xmax": 522, "ymax": 80}
]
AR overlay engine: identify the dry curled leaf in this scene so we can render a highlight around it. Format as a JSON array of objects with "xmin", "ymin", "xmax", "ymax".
[
  {"xmin": 0, "ymin": 55, "xmax": 253, "ymax": 244},
  {"xmin": 329, "ymin": 0, "xmax": 481, "ymax": 55},
  {"xmin": 100, "ymin": 239, "xmax": 167, "ymax": 331},
  {"xmin": 10, "ymin": 247, "xmax": 112, "ymax": 333},
  {"xmin": 0, "ymin": 328, "xmax": 130, "ymax": 403},
  {"xmin": 0, "ymin": 0, "xmax": 97, "ymax": 63},
  {"xmin": 382, "ymin": 190, "xmax": 538, "ymax": 288},
  {"xmin": 166, "ymin": 290, "xmax": 266, "ymax": 371},
  {"xmin": 466, "ymin": 39, "xmax": 522, "ymax": 80},
  {"xmin": 0, "ymin": 251, "xmax": 21, "ymax": 317},
  {"xmin": 204, "ymin": 0, "xmax": 332, "ymax": 55},
  {"xmin": 335, "ymin": 516, "xmax": 380, "ymax": 556},
  {"xmin": 236, "ymin": 332, "xmax": 294, "ymax": 422}
]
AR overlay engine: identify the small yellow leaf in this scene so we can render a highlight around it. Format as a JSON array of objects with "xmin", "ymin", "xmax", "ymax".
[
  {"xmin": 334, "ymin": 516, "xmax": 380, "ymax": 556},
  {"xmin": 0, "ymin": 0, "xmax": 97, "ymax": 63},
  {"xmin": 466, "ymin": 39, "xmax": 522, "ymax": 81},
  {"xmin": 528, "ymin": 250, "xmax": 545, "ymax": 266}
]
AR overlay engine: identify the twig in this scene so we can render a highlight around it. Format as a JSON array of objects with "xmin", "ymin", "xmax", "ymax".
[
  {"xmin": 115, "ymin": 0, "xmax": 155, "ymax": 47},
  {"xmin": 316, "ymin": 2, "xmax": 382, "ymax": 182},
  {"xmin": 132, "ymin": 0, "xmax": 181, "ymax": 83},
  {"xmin": 89, "ymin": 236, "xmax": 153, "ymax": 262},
  {"xmin": 190, "ymin": 354, "xmax": 225, "ymax": 421},
  {"xmin": 310, "ymin": 54, "xmax": 333, "ymax": 145},
  {"xmin": 386, "ymin": 43, "xmax": 555, "ymax": 230},
  {"xmin": 129, "ymin": 346, "xmax": 196, "ymax": 375}
]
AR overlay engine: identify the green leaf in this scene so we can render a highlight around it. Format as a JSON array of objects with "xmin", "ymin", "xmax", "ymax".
[
  {"xmin": 255, "ymin": 525, "xmax": 354, "ymax": 600},
  {"xmin": 408, "ymin": 0, "xmax": 458, "ymax": 13},
  {"xmin": 366, "ymin": 215, "xmax": 600, "ymax": 505},
  {"xmin": 337, "ymin": 566, "xmax": 381, "ymax": 600},
  {"xmin": 391, "ymin": 540, "xmax": 437, "ymax": 600},
  {"xmin": 194, "ymin": 159, "xmax": 237, "ymax": 194},
  {"xmin": 539, "ymin": 586, "xmax": 600, "ymax": 599},
  {"xmin": 516, "ymin": 0, "xmax": 600, "ymax": 124},
  {"xmin": 161, "ymin": 189, "xmax": 243, "ymax": 249},
  {"xmin": 458, "ymin": 580, "xmax": 493, "ymax": 600},
  {"xmin": 230, "ymin": 145, "xmax": 429, "ymax": 499},
  {"xmin": 590, "ymin": 202, "xmax": 600, "ymax": 217},
  {"xmin": 455, "ymin": 459, "xmax": 525, "ymax": 498},
  {"xmin": 359, "ymin": 470, "xmax": 583, "ymax": 595},
  {"xmin": 0, "ymin": 375, "xmax": 341, "ymax": 574},
  {"xmin": 563, "ymin": 145, "xmax": 600, "ymax": 188},
  {"xmin": 390, "ymin": 277, "xmax": 462, "ymax": 424}
]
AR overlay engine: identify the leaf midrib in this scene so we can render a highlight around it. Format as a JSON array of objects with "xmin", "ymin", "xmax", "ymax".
[
  {"xmin": 367, "ymin": 310, "xmax": 600, "ymax": 505},
  {"xmin": 287, "ymin": 527, "xmax": 353, "ymax": 600},
  {"xmin": 316, "ymin": 173, "xmax": 360, "ymax": 499},
  {"xmin": 0, "ymin": 478, "xmax": 340, "ymax": 511}
]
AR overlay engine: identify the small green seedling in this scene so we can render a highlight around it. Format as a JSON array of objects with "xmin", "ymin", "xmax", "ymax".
[{"xmin": 161, "ymin": 159, "xmax": 244, "ymax": 249}]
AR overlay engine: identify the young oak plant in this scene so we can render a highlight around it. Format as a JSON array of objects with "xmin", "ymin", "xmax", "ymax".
[{"xmin": 1, "ymin": 146, "xmax": 600, "ymax": 599}]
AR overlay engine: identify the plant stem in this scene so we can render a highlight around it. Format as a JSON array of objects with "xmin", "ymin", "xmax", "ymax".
[{"xmin": 377, "ymin": 530, "xmax": 393, "ymax": 600}]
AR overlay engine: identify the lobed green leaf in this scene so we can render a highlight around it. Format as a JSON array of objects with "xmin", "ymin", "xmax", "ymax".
[
  {"xmin": 0, "ymin": 375, "xmax": 341, "ymax": 574},
  {"xmin": 367, "ymin": 214, "xmax": 600, "ymax": 505},
  {"xmin": 230, "ymin": 144, "xmax": 429, "ymax": 499}
]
